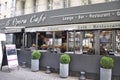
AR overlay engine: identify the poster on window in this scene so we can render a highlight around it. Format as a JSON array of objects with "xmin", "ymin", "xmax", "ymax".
[{"xmin": 6, "ymin": 44, "xmax": 19, "ymax": 68}]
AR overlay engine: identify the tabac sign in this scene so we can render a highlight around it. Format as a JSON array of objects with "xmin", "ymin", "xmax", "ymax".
[{"xmin": 0, "ymin": 1, "xmax": 120, "ymax": 28}]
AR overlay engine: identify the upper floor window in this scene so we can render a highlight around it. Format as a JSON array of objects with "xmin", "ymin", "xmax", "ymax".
[
  {"xmin": 47, "ymin": 0, "xmax": 53, "ymax": 10},
  {"xmin": 105, "ymin": 0, "xmax": 119, "ymax": 2},
  {"xmin": 22, "ymin": 1, "xmax": 25, "ymax": 14},
  {"xmin": 5, "ymin": 2, "xmax": 7, "ymax": 9},
  {"xmin": 81, "ymin": 0, "xmax": 91, "ymax": 5},
  {"xmin": 33, "ymin": 0, "xmax": 37, "ymax": 12},
  {"xmin": 0, "ymin": 4, "xmax": 1, "ymax": 12},
  {"xmin": 63, "ymin": 0, "xmax": 70, "ymax": 8}
]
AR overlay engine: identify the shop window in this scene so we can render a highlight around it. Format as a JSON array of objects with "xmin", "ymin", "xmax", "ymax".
[
  {"xmin": 14, "ymin": 33, "xmax": 23, "ymax": 48},
  {"xmin": 99, "ymin": 30, "xmax": 112, "ymax": 55},
  {"xmin": 26, "ymin": 32, "xmax": 36, "ymax": 48},
  {"xmin": 38, "ymin": 32, "xmax": 46, "ymax": 49},
  {"xmin": 68, "ymin": 32, "xmax": 74, "ymax": 52},
  {"xmin": 116, "ymin": 30, "xmax": 120, "ymax": 53},
  {"xmin": 82, "ymin": 31, "xmax": 94, "ymax": 55},
  {"xmin": 6, "ymin": 34, "xmax": 13, "ymax": 44}
]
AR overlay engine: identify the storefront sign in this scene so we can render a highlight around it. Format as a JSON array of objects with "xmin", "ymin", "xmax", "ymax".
[
  {"xmin": 6, "ymin": 44, "xmax": 19, "ymax": 68},
  {"xmin": 61, "ymin": 9, "xmax": 120, "ymax": 21}
]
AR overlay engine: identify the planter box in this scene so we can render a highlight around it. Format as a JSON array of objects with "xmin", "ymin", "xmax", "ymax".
[
  {"xmin": 100, "ymin": 68, "xmax": 112, "ymax": 80},
  {"xmin": 31, "ymin": 59, "xmax": 39, "ymax": 71},
  {"xmin": 60, "ymin": 63, "xmax": 69, "ymax": 78}
]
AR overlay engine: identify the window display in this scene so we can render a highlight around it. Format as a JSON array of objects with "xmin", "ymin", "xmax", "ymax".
[
  {"xmin": 100, "ymin": 30, "xmax": 112, "ymax": 53},
  {"xmin": 116, "ymin": 30, "xmax": 120, "ymax": 53}
]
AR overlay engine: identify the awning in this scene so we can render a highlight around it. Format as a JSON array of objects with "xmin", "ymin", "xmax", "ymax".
[
  {"xmin": 5, "ymin": 26, "xmax": 25, "ymax": 33},
  {"xmin": 25, "ymin": 21, "xmax": 120, "ymax": 32}
]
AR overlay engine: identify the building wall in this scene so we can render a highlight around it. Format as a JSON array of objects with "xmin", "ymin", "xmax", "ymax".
[
  {"xmin": 0, "ymin": 0, "xmax": 16, "ymax": 19},
  {"xmin": 0, "ymin": 0, "xmax": 119, "ymax": 18},
  {"xmin": 15, "ymin": 0, "xmax": 118, "ymax": 16}
]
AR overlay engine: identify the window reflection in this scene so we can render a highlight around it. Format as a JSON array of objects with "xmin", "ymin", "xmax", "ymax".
[
  {"xmin": 82, "ymin": 31, "xmax": 94, "ymax": 55},
  {"xmin": 6, "ymin": 34, "xmax": 13, "ymax": 44},
  {"xmin": 116, "ymin": 30, "xmax": 120, "ymax": 52},
  {"xmin": 100, "ymin": 31, "xmax": 112, "ymax": 51}
]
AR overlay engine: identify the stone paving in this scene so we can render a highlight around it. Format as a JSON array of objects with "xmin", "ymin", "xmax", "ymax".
[{"xmin": 0, "ymin": 66, "xmax": 78, "ymax": 80}]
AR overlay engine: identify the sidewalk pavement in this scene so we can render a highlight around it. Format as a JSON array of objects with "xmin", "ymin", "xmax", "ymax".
[{"xmin": 0, "ymin": 66, "xmax": 78, "ymax": 80}]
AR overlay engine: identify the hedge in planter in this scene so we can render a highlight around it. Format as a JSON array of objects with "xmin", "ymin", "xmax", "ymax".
[
  {"xmin": 32, "ymin": 50, "xmax": 41, "ymax": 60},
  {"xmin": 60, "ymin": 54, "xmax": 71, "ymax": 78},
  {"xmin": 60, "ymin": 54, "xmax": 71, "ymax": 64},
  {"xmin": 100, "ymin": 56, "xmax": 114, "ymax": 69},
  {"xmin": 100, "ymin": 56, "xmax": 114, "ymax": 80}
]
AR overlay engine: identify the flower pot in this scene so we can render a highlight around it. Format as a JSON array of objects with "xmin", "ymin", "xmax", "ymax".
[
  {"xmin": 60, "ymin": 63, "xmax": 69, "ymax": 78},
  {"xmin": 31, "ymin": 59, "xmax": 39, "ymax": 71},
  {"xmin": 100, "ymin": 68, "xmax": 112, "ymax": 80}
]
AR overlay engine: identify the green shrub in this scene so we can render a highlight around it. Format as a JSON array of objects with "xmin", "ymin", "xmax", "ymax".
[
  {"xmin": 100, "ymin": 56, "xmax": 114, "ymax": 69},
  {"xmin": 32, "ymin": 50, "xmax": 41, "ymax": 59},
  {"xmin": 60, "ymin": 54, "xmax": 71, "ymax": 64}
]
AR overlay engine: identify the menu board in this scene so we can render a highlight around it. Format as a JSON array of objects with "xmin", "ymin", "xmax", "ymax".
[{"xmin": 6, "ymin": 44, "xmax": 19, "ymax": 68}]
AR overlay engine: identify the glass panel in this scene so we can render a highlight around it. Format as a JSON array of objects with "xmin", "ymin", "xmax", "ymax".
[
  {"xmin": 116, "ymin": 30, "xmax": 120, "ymax": 53},
  {"xmin": 68, "ymin": 32, "xmax": 74, "ymax": 52},
  {"xmin": 82, "ymin": 31, "xmax": 94, "ymax": 54},
  {"xmin": 14, "ymin": 33, "xmax": 23, "ymax": 48},
  {"xmin": 100, "ymin": 30, "xmax": 112, "ymax": 55},
  {"xmin": 46, "ymin": 31, "xmax": 53, "ymax": 48},
  {"xmin": 6, "ymin": 34, "xmax": 13, "ymax": 44},
  {"xmin": 27, "ymin": 33, "xmax": 36, "ymax": 48},
  {"xmin": 75, "ymin": 32, "xmax": 81, "ymax": 53},
  {"xmin": 54, "ymin": 32, "xmax": 62, "ymax": 53},
  {"xmin": 38, "ymin": 32, "xmax": 46, "ymax": 49}
]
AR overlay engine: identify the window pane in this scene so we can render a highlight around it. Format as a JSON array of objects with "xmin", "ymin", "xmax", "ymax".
[
  {"xmin": 100, "ymin": 30, "xmax": 112, "ymax": 55},
  {"xmin": 82, "ymin": 31, "xmax": 94, "ymax": 54},
  {"xmin": 6, "ymin": 34, "xmax": 13, "ymax": 44},
  {"xmin": 116, "ymin": 30, "xmax": 120, "ymax": 53}
]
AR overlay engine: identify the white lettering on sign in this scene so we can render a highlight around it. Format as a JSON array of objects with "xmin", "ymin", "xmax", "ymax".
[
  {"xmin": 89, "ymin": 13, "xmax": 111, "ymax": 18},
  {"xmin": 62, "ymin": 16, "xmax": 74, "ymax": 21},
  {"xmin": 117, "ymin": 11, "xmax": 120, "ymax": 16},
  {"xmin": 30, "ymin": 14, "xmax": 46, "ymax": 23},
  {"xmin": 12, "ymin": 18, "xmax": 27, "ymax": 26},
  {"xmin": 5, "ymin": 20, "xmax": 11, "ymax": 26}
]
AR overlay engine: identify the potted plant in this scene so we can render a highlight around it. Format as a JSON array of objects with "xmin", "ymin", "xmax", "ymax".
[
  {"xmin": 100, "ymin": 56, "xmax": 114, "ymax": 80},
  {"xmin": 31, "ymin": 50, "xmax": 41, "ymax": 71},
  {"xmin": 59, "ymin": 54, "xmax": 71, "ymax": 78}
]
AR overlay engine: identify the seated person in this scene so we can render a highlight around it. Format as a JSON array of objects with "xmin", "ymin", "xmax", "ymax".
[
  {"xmin": 100, "ymin": 44, "xmax": 108, "ymax": 55},
  {"xmin": 87, "ymin": 48, "xmax": 95, "ymax": 55},
  {"xmin": 30, "ymin": 44, "xmax": 36, "ymax": 50}
]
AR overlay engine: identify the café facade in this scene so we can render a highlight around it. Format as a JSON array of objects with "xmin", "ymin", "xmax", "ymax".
[{"xmin": 0, "ymin": 1, "xmax": 120, "ymax": 79}]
